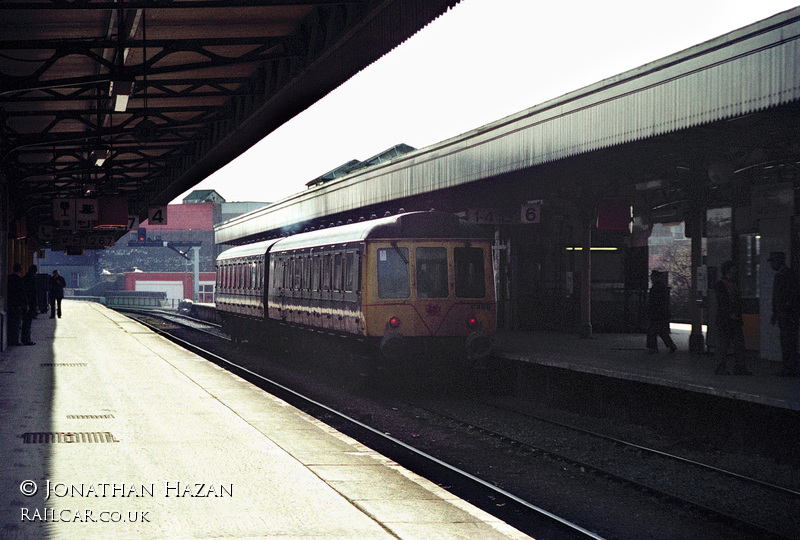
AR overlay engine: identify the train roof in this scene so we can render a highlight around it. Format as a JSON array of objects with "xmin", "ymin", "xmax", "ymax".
[
  {"xmin": 216, "ymin": 238, "xmax": 280, "ymax": 262},
  {"xmin": 271, "ymin": 211, "xmax": 490, "ymax": 252}
]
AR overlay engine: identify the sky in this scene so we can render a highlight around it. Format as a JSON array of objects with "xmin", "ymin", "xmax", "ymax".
[{"xmin": 173, "ymin": 0, "xmax": 800, "ymax": 205}]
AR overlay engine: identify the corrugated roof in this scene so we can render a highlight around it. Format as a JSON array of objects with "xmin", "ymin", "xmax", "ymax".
[{"xmin": 217, "ymin": 7, "xmax": 800, "ymax": 245}]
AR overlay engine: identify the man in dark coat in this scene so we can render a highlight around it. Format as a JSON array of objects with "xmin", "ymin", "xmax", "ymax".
[
  {"xmin": 646, "ymin": 270, "xmax": 677, "ymax": 353},
  {"xmin": 768, "ymin": 251, "xmax": 799, "ymax": 376},
  {"xmin": 714, "ymin": 261, "xmax": 752, "ymax": 375},
  {"xmin": 6, "ymin": 263, "xmax": 26, "ymax": 346},
  {"xmin": 21, "ymin": 264, "xmax": 38, "ymax": 345},
  {"xmin": 49, "ymin": 269, "xmax": 66, "ymax": 318}
]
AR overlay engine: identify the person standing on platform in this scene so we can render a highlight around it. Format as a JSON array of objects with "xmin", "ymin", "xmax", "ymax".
[
  {"xmin": 714, "ymin": 261, "xmax": 752, "ymax": 375},
  {"xmin": 21, "ymin": 264, "xmax": 38, "ymax": 345},
  {"xmin": 646, "ymin": 270, "xmax": 677, "ymax": 354},
  {"xmin": 49, "ymin": 269, "xmax": 66, "ymax": 319},
  {"xmin": 6, "ymin": 263, "xmax": 26, "ymax": 346},
  {"xmin": 768, "ymin": 251, "xmax": 800, "ymax": 377}
]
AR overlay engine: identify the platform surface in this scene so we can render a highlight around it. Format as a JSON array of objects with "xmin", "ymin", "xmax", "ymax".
[
  {"xmin": 0, "ymin": 301, "xmax": 529, "ymax": 539},
  {"xmin": 495, "ymin": 324, "xmax": 800, "ymax": 411}
]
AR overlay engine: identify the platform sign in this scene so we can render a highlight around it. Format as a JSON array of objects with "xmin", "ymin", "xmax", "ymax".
[
  {"xmin": 53, "ymin": 198, "xmax": 100, "ymax": 230},
  {"xmin": 148, "ymin": 206, "xmax": 168, "ymax": 225},
  {"xmin": 38, "ymin": 225, "xmax": 55, "ymax": 242},
  {"xmin": 76, "ymin": 198, "xmax": 98, "ymax": 221},
  {"xmin": 521, "ymin": 201, "xmax": 542, "ymax": 224},
  {"xmin": 53, "ymin": 199, "xmax": 76, "ymax": 229},
  {"xmin": 84, "ymin": 233, "xmax": 116, "ymax": 249},
  {"xmin": 128, "ymin": 215, "xmax": 140, "ymax": 230},
  {"xmin": 466, "ymin": 204, "xmax": 543, "ymax": 225},
  {"xmin": 464, "ymin": 208, "xmax": 517, "ymax": 225},
  {"xmin": 76, "ymin": 199, "xmax": 97, "ymax": 230},
  {"xmin": 53, "ymin": 231, "xmax": 116, "ymax": 249}
]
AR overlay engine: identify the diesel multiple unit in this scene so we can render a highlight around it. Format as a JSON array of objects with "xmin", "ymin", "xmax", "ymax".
[{"xmin": 215, "ymin": 211, "xmax": 496, "ymax": 365}]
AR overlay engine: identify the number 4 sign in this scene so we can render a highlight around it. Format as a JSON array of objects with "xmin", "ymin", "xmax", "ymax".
[{"xmin": 148, "ymin": 206, "xmax": 168, "ymax": 225}]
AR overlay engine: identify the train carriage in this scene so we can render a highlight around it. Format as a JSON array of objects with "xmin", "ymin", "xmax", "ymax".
[
  {"xmin": 215, "ymin": 239, "xmax": 278, "ymax": 338},
  {"xmin": 215, "ymin": 211, "xmax": 496, "ymax": 367}
]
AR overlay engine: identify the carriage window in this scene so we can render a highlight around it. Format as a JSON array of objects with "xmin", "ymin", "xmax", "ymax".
[
  {"xmin": 319, "ymin": 254, "xmax": 328, "ymax": 291},
  {"xmin": 284, "ymin": 259, "xmax": 292, "ymax": 289},
  {"xmin": 377, "ymin": 247, "xmax": 410, "ymax": 299},
  {"xmin": 333, "ymin": 252, "xmax": 343, "ymax": 291},
  {"xmin": 302, "ymin": 255, "xmax": 311, "ymax": 290},
  {"xmin": 454, "ymin": 247, "xmax": 486, "ymax": 298},
  {"xmin": 416, "ymin": 247, "xmax": 448, "ymax": 298},
  {"xmin": 293, "ymin": 257, "xmax": 302, "ymax": 290},
  {"xmin": 312, "ymin": 256, "xmax": 320, "ymax": 291},
  {"xmin": 345, "ymin": 252, "xmax": 354, "ymax": 292}
]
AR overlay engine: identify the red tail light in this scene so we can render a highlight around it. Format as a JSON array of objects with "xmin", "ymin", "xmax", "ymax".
[
  {"xmin": 468, "ymin": 317, "xmax": 479, "ymax": 328},
  {"xmin": 389, "ymin": 317, "xmax": 401, "ymax": 328}
]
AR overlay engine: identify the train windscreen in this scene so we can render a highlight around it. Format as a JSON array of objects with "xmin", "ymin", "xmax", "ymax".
[
  {"xmin": 378, "ymin": 247, "xmax": 410, "ymax": 299},
  {"xmin": 455, "ymin": 247, "xmax": 486, "ymax": 298},
  {"xmin": 416, "ymin": 247, "xmax": 448, "ymax": 298}
]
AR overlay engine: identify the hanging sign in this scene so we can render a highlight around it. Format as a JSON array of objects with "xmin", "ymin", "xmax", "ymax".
[
  {"xmin": 53, "ymin": 199, "xmax": 76, "ymax": 229},
  {"xmin": 520, "ymin": 201, "xmax": 542, "ymax": 224},
  {"xmin": 148, "ymin": 206, "xmax": 168, "ymax": 225}
]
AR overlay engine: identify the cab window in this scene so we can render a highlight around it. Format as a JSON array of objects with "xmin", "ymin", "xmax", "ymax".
[
  {"xmin": 377, "ymin": 247, "xmax": 409, "ymax": 299},
  {"xmin": 454, "ymin": 247, "xmax": 486, "ymax": 298},
  {"xmin": 416, "ymin": 247, "xmax": 448, "ymax": 298}
]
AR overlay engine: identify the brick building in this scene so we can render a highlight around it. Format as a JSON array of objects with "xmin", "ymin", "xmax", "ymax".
[{"xmin": 38, "ymin": 191, "xmax": 270, "ymax": 303}]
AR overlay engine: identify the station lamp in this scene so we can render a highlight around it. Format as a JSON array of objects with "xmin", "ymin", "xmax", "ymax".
[
  {"xmin": 110, "ymin": 79, "xmax": 135, "ymax": 112},
  {"xmin": 91, "ymin": 147, "xmax": 111, "ymax": 167}
]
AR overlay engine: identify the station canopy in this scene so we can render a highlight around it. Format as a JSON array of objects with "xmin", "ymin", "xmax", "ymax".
[{"xmin": 0, "ymin": 0, "xmax": 458, "ymax": 250}]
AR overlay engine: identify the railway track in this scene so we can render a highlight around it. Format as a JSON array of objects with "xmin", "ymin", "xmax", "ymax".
[
  {"xmin": 122, "ymin": 309, "xmax": 800, "ymax": 539},
  {"xmin": 119, "ymin": 307, "xmax": 229, "ymax": 340},
  {"xmin": 407, "ymin": 396, "xmax": 800, "ymax": 539},
  {"xmin": 121, "ymin": 309, "xmax": 600, "ymax": 540}
]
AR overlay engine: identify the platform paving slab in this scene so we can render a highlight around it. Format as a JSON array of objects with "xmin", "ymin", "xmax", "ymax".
[{"xmin": 0, "ymin": 301, "xmax": 529, "ymax": 539}]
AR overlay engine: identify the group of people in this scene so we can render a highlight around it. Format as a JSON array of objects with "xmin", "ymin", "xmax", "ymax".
[
  {"xmin": 6, "ymin": 264, "xmax": 66, "ymax": 347},
  {"xmin": 646, "ymin": 251, "xmax": 799, "ymax": 377}
]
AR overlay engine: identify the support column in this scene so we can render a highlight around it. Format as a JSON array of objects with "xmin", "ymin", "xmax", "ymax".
[
  {"xmin": 687, "ymin": 205, "xmax": 706, "ymax": 353},
  {"xmin": 192, "ymin": 246, "xmax": 200, "ymax": 302},
  {"xmin": 579, "ymin": 212, "xmax": 593, "ymax": 338},
  {"xmin": 1, "ymin": 180, "xmax": 7, "ymax": 351}
]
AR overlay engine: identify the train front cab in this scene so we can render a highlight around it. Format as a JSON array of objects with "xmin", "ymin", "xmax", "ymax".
[{"xmin": 363, "ymin": 238, "xmax": 496, "ymax": 364}]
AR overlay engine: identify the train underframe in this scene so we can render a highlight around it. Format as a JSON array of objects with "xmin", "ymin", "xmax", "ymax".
[{"xmin": 220, "ymin": 311, "xmax": 493, "ymax": 383}]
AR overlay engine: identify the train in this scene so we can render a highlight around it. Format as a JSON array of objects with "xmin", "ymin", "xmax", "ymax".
[{"xmin": 214, "ymin": 211, "xmax": 496, "ymax": 372}]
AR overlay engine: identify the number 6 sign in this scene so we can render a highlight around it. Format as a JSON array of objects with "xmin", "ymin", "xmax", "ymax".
[{"xmin": 520, "ymin": 201, "xmax": 542, "ymax": 224}]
